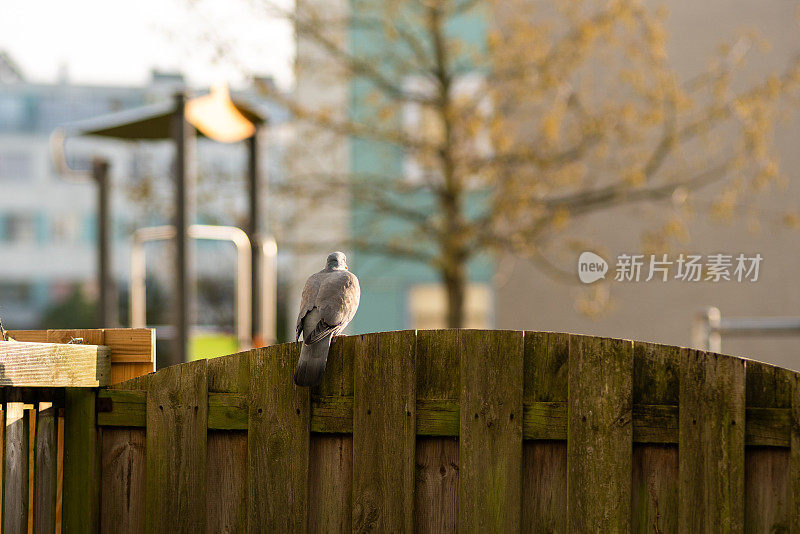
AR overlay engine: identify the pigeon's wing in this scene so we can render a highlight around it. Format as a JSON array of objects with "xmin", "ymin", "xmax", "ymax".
[
  {"xmin": 304, "ymin": 271, "xmax": 360, "ymax": 345},
  {"xmin": 295, "ymin": 272, "xmax": 324, "ymax": 341}
]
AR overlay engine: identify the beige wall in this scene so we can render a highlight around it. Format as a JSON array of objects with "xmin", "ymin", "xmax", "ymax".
[{"xmin": 496, "ymin": 0, "xmax": 800, "ymax": 370}]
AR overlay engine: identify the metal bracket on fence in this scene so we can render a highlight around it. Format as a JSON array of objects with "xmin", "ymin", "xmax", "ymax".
[{"xmin": 691, "ymin": 306, "xmax": 800, "ymax": 352}]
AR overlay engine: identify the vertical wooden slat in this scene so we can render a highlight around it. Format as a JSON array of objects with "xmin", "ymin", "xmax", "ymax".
[
  {"xmin": 308, "ymin": 336, "xmax": 355, "ymax": 534},
  {"xmin": 678, "ymin": 349, "xmax": 745, "ymax": 533},
  {"xmin": 100, "ymin": 374, "xmax": 150, "ymax": 534},
  {"xmin": 459, "ymin": 330, "xmax": 523, "ymax": 533},
  {"xmin": 248, "ymin": 343, "xmax": 309, "ymax": 533},
  {"xmin": 352, "ymin": 331, "xmax": 416, "ymax": 533},
  {"xmin": 308, "ymin": 435, "xmax": 353, "ymax": 534},
  {"xmin": 207, "ymin": 352, "xmax": 250, "ymax": 533},
  {"xmin": 415, "ymin": 329, "xmax": 461, "ymax": 533},
  {"xmin": 745, "ymin": 361, "xmax": 791, "ymax": 533},
  {"xmin": 4, "ymin": 392, "xmax": 29, "ymax": 533},
  {"xmin": 62, "ymin": 388, "xmax": 99, "ymax": 533},
  {"xmin": 34, "ymin": 401, "xmax": 58, "ymax": 534},
  {"xmin": 567, "ymin": 335, "xmax": 633, "ymax": 533},
  {"xmin": 145, "ymin": 359, "xmax": 208, "ymax": 533},
  {"xmin": 632, "ymin": 342, "xmax": 679, "ymax": 533},
  {"xmin": 790, "ymin": 371, "xmax": 800, "ymax": 534},
  {"xmin": 100, "ymin": 428, "xmax": 146, "ymax": 534},
  {"xmin": 523, "ymin": 331, "xmax": 568, "ymax": 532}
]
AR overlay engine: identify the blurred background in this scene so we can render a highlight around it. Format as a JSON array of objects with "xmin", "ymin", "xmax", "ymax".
[{"xmin": 1, "ymin": 0, "xmax": 799, "ymax": 369}]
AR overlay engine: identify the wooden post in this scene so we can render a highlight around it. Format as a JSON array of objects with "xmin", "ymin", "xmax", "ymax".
[{"xmin": 62, "ymin": 388, "xmax": 100, "ymax": 532}]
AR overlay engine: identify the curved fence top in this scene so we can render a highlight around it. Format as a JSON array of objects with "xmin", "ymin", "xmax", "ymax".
[{"xmin": 91, "ymin": 329, "xmax": 800, "ymax": 532}]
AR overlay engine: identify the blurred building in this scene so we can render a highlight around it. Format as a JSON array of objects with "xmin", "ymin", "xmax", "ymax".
[
  {"xmin": 291, "ymin": 0, "xmax": 800, "ymax": 370},
  {"xmin": 290, "ymin": 0, "xmax": 495, "ymax": 336},
  {"xmin": 0, "ymin": 53, "xmax": 286, "ymax": 330},
  {"xmin": 495, "ymin": 0, "xmax": 800, "ymax": 370}
]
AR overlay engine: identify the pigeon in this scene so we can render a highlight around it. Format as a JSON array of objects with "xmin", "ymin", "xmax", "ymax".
[{"xmin": 294, "ymin": 251, "xmax": 360, "ymax": 387}]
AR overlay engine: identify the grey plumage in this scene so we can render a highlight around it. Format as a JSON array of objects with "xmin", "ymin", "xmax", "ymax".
[{"xmin": 294, "ymin": 252, "xmax": 360, "ymax": 387}]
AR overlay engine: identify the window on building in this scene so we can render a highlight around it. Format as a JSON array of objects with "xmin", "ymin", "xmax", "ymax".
[
  {"xmin": 50, "ymin": 213, "xmax": 81, "ymax": 243},
  {"xmin": 0, "ymin": 96, "xmax": 26, "ymax": 132},
  {"xmin": 402, "ymin": 74, "xmax": 492, "ymax": 185},
  {"xmin": 0, "ymin": 152, "xmax": 32, "ymax": 180},
  {"xmin": 2, "ymin": 213, "xmax": 37, "ymax": 243},
  {"xmin": 407, "ymin": 283, "xmax": 493, "ymax": 329},
  {"xmin": 0, "ymin": 282, "xmax": 32, "ymax": 304}
]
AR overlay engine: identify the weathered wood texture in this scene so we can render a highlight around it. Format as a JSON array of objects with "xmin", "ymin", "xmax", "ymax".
[
  {"xmin": 0, "ymin": 341, "xmax": 110, "ymax": 387},
  {"xmin": 352, "ymin": 331, "xmax": 416, "ymax": 533},
  {"xmin": 632, "ymin": 342, "xmax": 679, "ymax": 534},
  {"xmin": 145, "ymin": 359, "xmax": 208, "ymax": 533},
  {"xmin": 679, "ymin": 349, "xmax": 745, "ymax": 533},
  {"xmin": 248, "ymin": 343, "xmax": 309, "ymax": 533},
  {"xmin": 523, "ymin": 331, "xmax": 568, "ymax": 533},
  {"xmin": 11, "ymin": 330, "xmax": 800, "ymax": 532},
  {"xmin": 568, "ymin": 335, "xmax": 633, "ymax": 533},
  {"xmin": 99, "ymin": 373, "xmax": 151, "ymax": 534},
  {"xmin": 34, "ymin": 401, "xmax": 58, "ymax": 534},
  {"xmin": 207, "ymin": 351, "xmax": 250, "ymax": 534},
  {"xmin": 308, "ymin": 336, "xmax": 355, "ymax": 534},
  {"xmin": 459, "ymin": 330, "xmax": 523, "ymax": 533},
  {"xmin": 745, "ymin": 361, "xmax": 792, "ymax": 533},
  {"xmin": 8, "ymin": 328, "xmax": 155, "ymax": 385},
  {"xmin": 4, "ymin": 393, "xmax": 28, "ymax": 534},
  {"xmin": 414, "ymin": 330, "xmax": 461, "ymax": 533},
  {"xmin": 62, "ymin": 387, "xmax": 100, "ymax": 533}
]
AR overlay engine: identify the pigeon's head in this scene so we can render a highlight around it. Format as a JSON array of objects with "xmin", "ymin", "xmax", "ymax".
[{"xmin": 326, "ymin": 251, "xmax": 348, "ymax": 271}]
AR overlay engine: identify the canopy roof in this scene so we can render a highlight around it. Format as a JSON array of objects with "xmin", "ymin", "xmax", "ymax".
[{"xmin": 65, "ymin": 86, "xmax": 268, "ymax": 143}]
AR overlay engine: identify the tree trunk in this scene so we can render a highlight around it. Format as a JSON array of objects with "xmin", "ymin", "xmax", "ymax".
[{"xmin": 443, "ymin": 262, "xmax": 466, "ymax": 328}]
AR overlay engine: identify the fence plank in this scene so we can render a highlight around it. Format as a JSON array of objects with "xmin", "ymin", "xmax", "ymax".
[
  {"xmin": 100, "ymin": 428, "xmax": 146, "ymax": 534},
  {"xmin": 248, "ymin": 343, "xmax": 309, "ymax": 533},
  {"xmin": 34, "ymin": 401, "xmax": 58, "ymax": 534},
  {"xmin": 745, "ymin": 361, "xmax": 791, "ymax": 533},
  {"xmin": 352, "ymin": 331, "xmax": 416, "ymax": 533},
  {"xmin": 678, "ymin": 349, "xmax": 745, "ymax": 533},
  {"xmin": 207, "ymin": 351, "xmax": 249, "ymax": 534},
  {"xmin": 567, "ymin": 335, "xmax": 633, "ymax": 533},
  {"xmin": 459, "ymin": 330, "xmax": 523, "ymax": 533},
  {"xmin": 632, "ymin": 342, "xmax": 679, "ymax": 534},
  {"xmin": 415, "ymin": 329, "xmax": 461, "ymax": 533},
  {"xmin": 62, "ymin": 388, "xmax": 100, "ymax": 533},
  {"xmin": 100, "ymin": 375, "xmax": 150, "ymax": 534},
  {"xmin": 145, "ymin": 359, "xmax": 208, "ymax": 533},
  {"xmin": 308, "ymin": 435, "xmax": 353, "ymax": 534},
  {"xmin": 523, "ymin": 331, "xmax": 568, "ymax": 533},
  {"xmin": 308, "ymin": 335, "xmax": 355, "ymax": 534},
  {"xmin": 4, "ymin": 392, "xmax": 29, "ymax": 533},
  {"xmin": 208, "ymin": 431, "xmax": 247, "ymax": 533}
]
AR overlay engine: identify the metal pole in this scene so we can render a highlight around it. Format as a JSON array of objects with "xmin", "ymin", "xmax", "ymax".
[
  {"xmin": 247, "ymin": 129, "xmax": 261, "ymax": 344},
  {"xmin": 173, "ymin": 92, "xmax": 190, "ymax": 365},
  {"xmin": 93, "ymin": 158, "xmax": 113, "ymax": 328}
]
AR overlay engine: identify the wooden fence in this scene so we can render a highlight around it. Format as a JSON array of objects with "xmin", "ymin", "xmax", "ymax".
[
  {"xmin": 0, "ymin": 328, "xmax": 155, "ymax": 534},
  {"xmin": 3, "ymin": 329, "xmax": 800, "ymax": 532}
]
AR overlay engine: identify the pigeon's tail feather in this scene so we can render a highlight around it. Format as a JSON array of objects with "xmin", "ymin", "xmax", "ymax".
[{"xmin": 294, "ymin": 334, "xmax": 333, "ymax": 387}]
